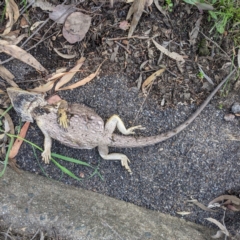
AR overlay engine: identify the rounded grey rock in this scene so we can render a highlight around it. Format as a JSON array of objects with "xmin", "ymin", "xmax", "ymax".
[{"xmin": 231, "ymin": 102, "xmax": 240, "ymax": 114}]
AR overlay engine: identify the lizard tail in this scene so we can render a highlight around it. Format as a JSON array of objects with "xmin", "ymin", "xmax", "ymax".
[{"xmin": 109, "ymin": 70, "xmax": 235, "ymax": 148}]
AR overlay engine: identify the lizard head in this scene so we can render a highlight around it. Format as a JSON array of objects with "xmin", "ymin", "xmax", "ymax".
[{"xmin": 7, "ymin": 87, "xmax": 45, "ymax": 122}]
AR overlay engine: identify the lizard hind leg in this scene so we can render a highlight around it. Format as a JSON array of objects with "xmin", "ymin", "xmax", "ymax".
[
  {"xmin": 98, "ymin": 145, "xmax": 132, "ymax": 174},
  {"xmin": 105, "ymin": 114, "xmax": 145, "ymax": 135}
]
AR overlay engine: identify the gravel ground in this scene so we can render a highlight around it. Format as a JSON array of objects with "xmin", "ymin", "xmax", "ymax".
[{"xmin": 7, "ymin": 66, "xmax": 240, "ymax": 236}]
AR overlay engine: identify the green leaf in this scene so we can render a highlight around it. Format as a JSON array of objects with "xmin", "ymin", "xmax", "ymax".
[
  {"xmin": 209, "ymin": 11, "xmax": 218, "ymax": 19},
  {"xmin": 51, "ymin": 159, "xmax": 83, "ymax": 181},
  {"xmin": 51, "ymin": 153, "xmax": 93, "ymax": 168},
  {"xmin": 196, "ymin": 2, "xmax": 214, "ymax": 11},
  {"xmin": 183, "ymin": 0, "xmax": 198, "ymax": 5},
  {"xmin": 216, "ymin": 22, "xmax": 225, "ymax": 33}
]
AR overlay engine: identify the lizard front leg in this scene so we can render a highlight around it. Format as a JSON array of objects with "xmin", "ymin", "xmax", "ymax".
[
  {"xmin": 36, "ymin": 119, "xmax": 52, "ymax": 164},
  {"xmin": 105, "ymin": 114, "xmax": 145, "ymax": 135},
  {"xmin": 98, "ymin": 145, "xmax": 132, "ymax": 174}
]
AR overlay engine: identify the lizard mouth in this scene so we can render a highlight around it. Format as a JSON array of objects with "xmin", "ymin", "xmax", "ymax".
[{"xmin": 7, "ymin": 88, "xmax": 45, "ymax": 122}]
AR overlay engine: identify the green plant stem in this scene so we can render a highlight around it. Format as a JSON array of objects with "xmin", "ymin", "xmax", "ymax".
[{"xmin": 0, "ymin": 105, "xmax": 13, "ymax": 119}]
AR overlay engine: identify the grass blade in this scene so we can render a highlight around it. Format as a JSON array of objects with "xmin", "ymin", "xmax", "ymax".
[{"xmin": 51, "ymin": 152, "xmax": 92, "ymax": 167}]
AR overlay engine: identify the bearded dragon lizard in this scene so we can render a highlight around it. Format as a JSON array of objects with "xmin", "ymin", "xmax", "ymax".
[{"xmin": 7, "ymin": 70, "xmax": 235, "ymax": 173}]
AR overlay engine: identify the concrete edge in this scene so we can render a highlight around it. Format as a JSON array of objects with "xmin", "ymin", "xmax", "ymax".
[{"xmin": 0, "ymin": 167, "xmax": 220, "ymax": 240}]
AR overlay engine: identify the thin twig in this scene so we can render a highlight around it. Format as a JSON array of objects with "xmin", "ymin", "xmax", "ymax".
[
  {"xmin": 133, "ymin": 76, "xmax": 155, "ymax": 124},
  {"xmin": 4, "ymin": 224, "xmax": 12, "ymax": 240},
  {"xmin": 103, "ymin": 35, "xmax": 149, "ymax": 41},
  {"xmin": 26, "ymin": 30, "xmax": 60, "ymax": 52},
  {"xmin": 222, "ymin": 210, "xmax": 228, "ymax": 240},
  {"xmin": 20, "ymin": 0, "xmax": 34, "ymax": 14},
  {"xmin": 199, "ymin": 30, "xmax": 233, "ymax": 62},
  {"xmin": 30, "ymin": 229, "xmax": 40, "ymax": 240},
  {"xmin": 115, "ymin": 41, "xmax": 131, "ymax": 54}
]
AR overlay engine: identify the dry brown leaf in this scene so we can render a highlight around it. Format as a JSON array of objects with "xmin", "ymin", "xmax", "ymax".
[
  {"xmin": 176, "ymin": 60, "xmax": 184, "ymax": 73},
  {"xmin": 20, "ymin": 16, "xmax": 29, "ymax": 28},
  {"xmin": 0, "ymin": 33, "xmax": 27, "ymax": 46},
  {"xmin": 30, "ymin": 58, "xmax": 85, "ymax": 93},
  {"xmin": 142, "ymin": 68, "xmax": 165, "ymax": 94},
  {"xmin": 2, "ymin": 29, "xmax": 19, "ymax": 40},
  {"xmin": 205, "ymin": 218, "xmax": 229, "ymax": 238},
  {"xmin": 7, "ymin": 33, "xmax": 27, "ymax": 45},
  {"xmin": 0, "ymin": 65, "xmax": 18, "ymax": 87},
  {"xmin": 152, "ymin": 39, "xmax": 185, "ymax": 62},
  {"xmin": 0, "ymin": 109, "xmax": 14, "ymax": 136},
  {"xmin": 153, "ymin": 0, "xmax": 167, "ymax": 16},
  {"xmin": 44, "ymin": 67, "xmax": 67, "ymax": 82},
  {"xmin": 29, "ymin": 80, "xmax": 56, "ymax": 93},
  {"xmin": 0, "ymin": 44, "xmax": 47, "ymax": 72},
  {"xmin": 56, "ymin": 67, "xmax": 67, "ymax": 74},
  {"xmin": 53, "ymin": 48, "xmax": 76, "ymax": 59},
  {"xmin": 30, "ymin": 21, "xmax": 45, "ymax": 31},
  {"xmin": 58, "ymin": 60, "xmax": 105, "ymax": 91},
  {"xmin": 238, "ymin": 49, "xmax": 240, "ymax": 68},
  {"xmin": 189, "ymin": 16, "xmax": 202, "ymax": 46},
  {"xmin": 0, "ymin": 39, "xmax": 10, "ymax": 45},
  {"xmin": 30, "ymin": 59, "xmax": 85, "ymax": 93},
  {"xmin": 126, "ymin": 0, "xmax": 145, "ymax": 37},
  {"xmin": 46, "ymin": 72, "xmax": 67, "ymax": 82},
  {"xmin": 0, "ymin": 90, "xmax": 11, "ymax": 108},
  {"xmin": 145, "ymin": 0, "xmax": 153, "ymax": 6},
  {"xmin": 136, "ymin": 73, "xmax": 143, "ymax": 90},
  {"xmin": 1, "ymin": 0, "xmax": 19, "ymax": 36},
  {"xmin": 110, "ymin": 0, "xmax": 114, "ymax": 7},
  {"xmin": 8, "ymin": 157, "xmax": 21, "ymax": 174},
  {"xmin": 208, "ymin": 195, "xmax": 240, "ymax": 206},
  {"xmin": 187, "ymin": 199, "xmax": 217, "ymax": 212},
  {"xmin": 55, "ymin": 57, "xmax": 85, "ymax": 90},
  {"xmin": 176, "ymin": 211, "xmax": 191, "ymax": 216},
  {"xmin": 63, "ymin": 12, "xmax": 91, "ymax": 44},
  {"xmin": 49, "ymin": 4, "xmax": 75, "ymax": 24},
  {"xmin": 110, "ymin": 45, "xmax": 119, "ymax": 62},
  {"xmin": 9, "ymin": 122, "xmax": 30, "ymax": 159}
]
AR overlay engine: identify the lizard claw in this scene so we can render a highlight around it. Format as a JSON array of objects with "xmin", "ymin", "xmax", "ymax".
[
  {"xmin": 121, "ymin": 156, "xmax": 132, "ymax": 174},
  {"xmin": 126, "ymin": 125, "xmax": 145, "ymax": 135}
]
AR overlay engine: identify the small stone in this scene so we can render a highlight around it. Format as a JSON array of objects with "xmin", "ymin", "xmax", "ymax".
[
  {"xmin": 184, "ymin": 93, "xmax": 191, "ymax": 100},
  {"xmin": 224, "ymin": 114, "xmax": 235, "ymax": 122},
  {"xmin": 153, "ymin": 25, "xmax": 158, "ymax": 31},
  {"xmin": 79, "ymin": 172, "xmax": 85, "ymax": 178},
  {"xmin": 231, "ymin": 102, "xmax": 240, "ymax": 114}
]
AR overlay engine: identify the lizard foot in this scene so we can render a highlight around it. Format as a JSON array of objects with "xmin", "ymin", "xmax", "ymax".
[
  {"xmin": 41, "ymin": 149, "xmax": 51, "ymax": 164},
  {"xmin": 57, "ymin": 100, "xmax": 69, "ymax": 130},
  {"xmin": 58, "ymin": 109, "xmax": 69, "ymax": 130},
  {"xmin": 121, "ymin": 156, "xmax": 132, "ymax": 174},
  {"xmin": 125, "ymin": 125, "xmax": 145, "ymax": 135},
  {"xmin": 98, "ymin": 146, "xmax": 133, "ymax": 174}
]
